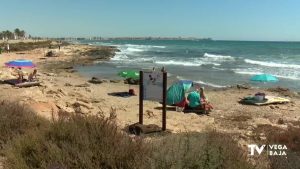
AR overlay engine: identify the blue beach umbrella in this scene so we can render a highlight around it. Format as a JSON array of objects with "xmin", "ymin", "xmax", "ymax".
[
  {"xmin": 5, "ymin": 59, "xmax": 36, "ymax": 68},
  {"xmin": 250, "ymin": 74, "xmax": 278, "ymax": 82}
]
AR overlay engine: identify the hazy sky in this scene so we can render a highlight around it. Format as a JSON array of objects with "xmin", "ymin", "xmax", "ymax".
[{"xmin": 0, "ymin": 0, "xmax": 299, "ymax": 41}]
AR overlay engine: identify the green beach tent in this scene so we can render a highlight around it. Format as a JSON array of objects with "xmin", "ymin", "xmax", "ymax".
[{"xmin": 166, "ymin": 80, "xmax": 193, "ymax": 105}]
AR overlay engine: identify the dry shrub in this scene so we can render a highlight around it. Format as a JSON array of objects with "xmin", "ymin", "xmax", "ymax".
[
  {"xmin": 0, "ymin": 101, "xmax": 47, "ymax": 149},
  {"xmin": 149, "ymin": 131, "xmax": 255, "ymax": 169},
  {"xmin": 4, "ymin": 115, "xmax": 149, "ymax": 169},
  {"xmin": 253, "ymin": 124, "xmax": 300, "ymax": 169}
]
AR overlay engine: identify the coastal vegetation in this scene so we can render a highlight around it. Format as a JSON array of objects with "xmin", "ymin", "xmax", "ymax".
[
  {"xmin": 0, "ymin": 102, "xmax": 254, "ymax": 169},
  {"xmin": 0, "ymin": 28, "xmax": 28, "ymax": 40}
]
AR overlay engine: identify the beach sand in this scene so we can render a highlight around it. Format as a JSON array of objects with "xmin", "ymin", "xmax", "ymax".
[{"xmin": 0, "ymin": 42, "xmax": 299, "ymax": 148}]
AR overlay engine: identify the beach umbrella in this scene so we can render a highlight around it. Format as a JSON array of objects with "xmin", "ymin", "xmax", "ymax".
[
  {"xmin": 5, "ymin": 59, "xmax": 36, "ymax": 68},
  {"xmin": 118, "ymin": 70, "xmax": 140, "ymax": 80},
  {"xmin": 250, "ymin": 74, "xmax": 278, "ymax": 82},
  {"xmin": 166, "ymin": 81, "xmax": 193, "ymax": 105}
]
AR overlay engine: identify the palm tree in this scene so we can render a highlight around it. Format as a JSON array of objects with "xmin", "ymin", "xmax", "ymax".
[
  {"xmin": 14, "ymin": 28, "xmax": 21, "ymax": 39},
  {"xmin": 20, "ymin": 30, "xmax": 26, "ymax": 38}
]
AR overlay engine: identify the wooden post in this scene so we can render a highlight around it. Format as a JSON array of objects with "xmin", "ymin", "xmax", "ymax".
[
  {"xmin": 162, "ymin": 72, "xmax": 167, "ymax": 131},
  {"xmin": 139, "ymin": 71, "xmax": 144, "ymax": 124}
]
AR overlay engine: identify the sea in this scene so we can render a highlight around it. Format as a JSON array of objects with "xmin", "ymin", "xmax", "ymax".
[{"xmin": 75, "ymin": 40, "xmax": 300, "ymax": 91}]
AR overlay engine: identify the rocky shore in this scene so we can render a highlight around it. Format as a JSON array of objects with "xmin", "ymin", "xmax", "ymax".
[{"xmin": 0, "ymin": 41, "xmax": 299, "ymax": 149}]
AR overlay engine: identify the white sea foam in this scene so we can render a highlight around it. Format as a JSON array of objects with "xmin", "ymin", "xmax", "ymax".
[
  {"xmin": 194, "ymin": 80, "xmax": 228, "ymax": 88},
  {"xmin": 234, "ymin": 69, "xmax": 300, "ymax": 81},
  {"xmin": 234, "ymin": 71, "xmax": 264, "ymax": 75},
  {"xmin": 176, "ymin": 76, "xmax": 227, "ymax": 88},
  {"xmin": 111, "ymin": 52, "xmax": 128, "ymax": 61},
  {"xmin": 212, "ymin": 67, "xmax": 227, "ymax": 71},
  {"xmin": 244, "ymin": 59, "xmax": 300, "ymax": 69},
  {"xmin": 203, "ymin": 53, "xmax": 235, "ymax": 60},
  {"xmin": 156, "ymin": 60, "xmax": 202, "ymax": 66},
  {"xmin": 125, "ymin": 48, "xmax": 144, "ymax": 52}
]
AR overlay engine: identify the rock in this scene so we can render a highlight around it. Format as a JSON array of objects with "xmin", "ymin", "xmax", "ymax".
[
  {"xmin": 57, "ymin": 88, "xmax": 67, "ymax": 96},
  {"xmin": 66, "ymin": 69, "xmax": 77, "ymax": 73},
  {"xmin": 270, "ymin": 105, "xmax": 275, "ymax": 109},
  {"xmin": 101, "ymin": 79, "xmax": 109, "ymax": 83},
  {"xmin": 237, "ymin": 84, "xmax": 250, "ymax": 89},
  {"xmin": 277, "ymin": 118, "xmax": 284, "ymax": 125},
  {"xmin": 65, "ymin": 83, "xmax": 73, "ymax": 86},
  {"xmin": 124, "ymin": 78, "xmax": 139, "ymax": 85},
  {"xmin": 75, "ymin": 83, "xmax": 90, "ymax": 87},
  {"xmin": 73, "ymin": 101, "xmax": 93, "ymax": 110},
  {"xmin": 74, "ymin": 106, "xmax": 91, "ymax": 114},
  {"xmin": 46, "ymin": 90, "xmax": 58, "ymax": 95},
  {"xmin": 85, "ymin": 88, "xmax": 92, "ymax": 92},
  {"xmin": 56, "ymin": 103, "xmax": 75, "ymax": 114},
  {"xmin": 68, "ymin": 92, "xmax": 84, "ymax": 98},
  {"xmin": 46, "ymin": 50, "xmax": 58, "ymax": 57},
  {"xmin": 76, "ymin": 98, "xmax": 90, "ymax": 104},
  {"xmin": 146, "ymin": 110, "xmax": 155, "ymax": 118},
  {"xmin": 110, "ymin": 79, "xmax": 122, "ymax": 83},
  {"xmin": 44, "ymin": 72, "xmax": 56, "ymax": 76},
  {"xmin": 63, "ymin": 66, "xmax": 74, "ymax": 70},
  {"xmin": 88, "ymin": 77, "xmax": 103, "ymax": 84}
]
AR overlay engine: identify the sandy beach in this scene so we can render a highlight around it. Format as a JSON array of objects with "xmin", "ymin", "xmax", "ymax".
[{"xmin": 0, "ymin": 42, "xmax": 299, "ymax": 149}]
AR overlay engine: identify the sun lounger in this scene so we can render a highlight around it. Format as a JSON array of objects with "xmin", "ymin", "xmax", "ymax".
[{"xmin": 240, "ymin": 96, "xmax": 290, "ymax": 106}]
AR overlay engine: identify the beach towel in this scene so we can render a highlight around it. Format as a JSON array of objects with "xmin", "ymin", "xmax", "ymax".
[
  {"xmin": 108, "ymin": 92, "xmax": 135, "ymax": 98},
  {"xmin": 240, "ymin": 96, "xmax": 290, "ymax": 106},
  {"xmin": 4, "ymin": 79, "xmax": 40, "ymax": 87}
]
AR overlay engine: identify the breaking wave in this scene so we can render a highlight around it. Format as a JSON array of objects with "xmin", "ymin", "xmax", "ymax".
[{"xmin": 244, "ymin": 59, "xmax": 300, "ymax": 69}]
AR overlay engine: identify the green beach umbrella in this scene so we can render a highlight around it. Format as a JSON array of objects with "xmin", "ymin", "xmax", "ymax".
[
  {"xmin": 118, "ymin": 70, "xmax": 140, "ymax": 80},
  {"xmin": 250, "ymin": 74, "xmax": 279, "ymax": 82}
]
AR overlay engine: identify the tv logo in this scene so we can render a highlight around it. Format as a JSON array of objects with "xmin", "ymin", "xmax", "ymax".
[
  {"xmin": 248, "ymin": 144, "xmax": 266, "ymax": 155},
  {"xmin": 248, "ymin": 144, "xmax": 287, "ymax": 156}
]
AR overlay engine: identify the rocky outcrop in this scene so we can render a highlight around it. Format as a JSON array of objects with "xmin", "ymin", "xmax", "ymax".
[{"xmin": 88, "ymin": 77, "xmax": 103, "ymax": 84}]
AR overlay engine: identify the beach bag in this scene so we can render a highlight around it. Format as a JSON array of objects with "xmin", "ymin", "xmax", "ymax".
[{"xmin": 129, "ymin": 89, "xmax": 136, "ymax": 95}]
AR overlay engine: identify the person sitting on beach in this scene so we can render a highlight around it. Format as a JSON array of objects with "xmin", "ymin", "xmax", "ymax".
[
  {"xmin": 187, "ymin": 90, "xmax": 201, "ymax": 109},
  {"xmin": 16, "ymin": 67, "xmax": 24, "ymax": 83},
  {"xmin": 199, "ymin": 87, "xmax": 213, "ymax": 111},
  {"xmin": 187, "ymin": 88, "xmax": 213, "ymax": 111},
  {"xmin": 28, "ymin": 69, "xmax": 37, "ymax": 82}
]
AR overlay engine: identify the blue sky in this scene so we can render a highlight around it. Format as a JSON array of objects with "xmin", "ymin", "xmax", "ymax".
[{"xmin": 0, "ymin": 0, "xmax": 299, "ymax": 41}]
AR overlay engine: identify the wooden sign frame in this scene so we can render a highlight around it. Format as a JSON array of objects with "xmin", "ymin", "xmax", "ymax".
[{"xmin": 139, "ymin": 71, "xmax": 167, "ymax": 131}]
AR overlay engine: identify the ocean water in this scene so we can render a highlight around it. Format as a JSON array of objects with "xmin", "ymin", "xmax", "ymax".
[{"xmin": 76, "ymin": 40, "xmax": 300, "ymax": 91}]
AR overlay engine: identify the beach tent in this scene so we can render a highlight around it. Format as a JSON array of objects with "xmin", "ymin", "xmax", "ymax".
[
  {"xmin": 166, "ymin": 80, "xmax": 193, "ymax": 105},
  {"xmin": 250, "ymin": 74, "xmax": 278, "ymax": 82}
]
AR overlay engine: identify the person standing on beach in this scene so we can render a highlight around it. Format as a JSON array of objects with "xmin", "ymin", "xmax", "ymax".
[{"xmin": 6, "ymin": 43, "xmax": 10, "ymax": 53}]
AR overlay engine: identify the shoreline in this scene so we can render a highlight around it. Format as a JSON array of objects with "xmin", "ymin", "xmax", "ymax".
[{"xmin": 0, "ymin": 41, "xmax": 299, "ymax": 147}]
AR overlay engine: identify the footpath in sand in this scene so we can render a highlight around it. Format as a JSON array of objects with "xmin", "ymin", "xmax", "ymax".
[{"xmin": 0, "ymin": 43, "xmax": 300, "ymax": 148}]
